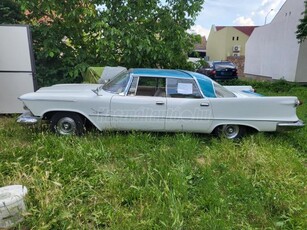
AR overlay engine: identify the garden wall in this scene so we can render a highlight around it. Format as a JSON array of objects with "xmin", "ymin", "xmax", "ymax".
[{"xmin": 227, "ymin": 56, "xmax": 245, "ymax": 77}]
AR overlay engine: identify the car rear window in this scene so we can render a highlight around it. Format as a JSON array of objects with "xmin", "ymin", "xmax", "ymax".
[
  {"xmin": 214, "ymin": 62, "xmax": 235, "ymax": 69},
  {"xmin": 213, "ymin": 82, "xmax": 236, "ymax": 98}
]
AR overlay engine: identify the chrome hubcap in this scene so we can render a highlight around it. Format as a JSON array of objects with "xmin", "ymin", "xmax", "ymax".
[
  {"xmin": 56, "ymin": 117, "xmax": 76, "ymax": 135},
  {"xmin": 222, "ymin": 125, "xmax": 239, "ymax": 139}
]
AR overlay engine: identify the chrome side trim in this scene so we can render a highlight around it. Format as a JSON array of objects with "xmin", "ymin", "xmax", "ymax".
[
  {"xmin": 18, "ymin": 98, "xmax": 76, "ymax": 102},
  {"xmin": 89, "ymin": 114, "xmax": 110, "ymax": 118},
  {"xmin": 88, "ymin": 114, "xmax": 301, "ymax": 124}
]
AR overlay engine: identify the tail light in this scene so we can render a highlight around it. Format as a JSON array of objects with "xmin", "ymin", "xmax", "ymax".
[
  {"xmin": 295, "ymin": 99, "xmax": 303, "ymax": 107},
  {"xmin": 211, "ymin": 70, "xmax": 216, "ymax": 76}
]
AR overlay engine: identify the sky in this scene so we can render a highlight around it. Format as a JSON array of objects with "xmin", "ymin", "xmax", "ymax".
[{"xmin": 190, "ymin": 0, "xmax": 287, "ymax": 38}]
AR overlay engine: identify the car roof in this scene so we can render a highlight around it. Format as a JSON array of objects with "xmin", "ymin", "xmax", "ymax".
[
  {"xmin": 130, "ymin": 68, "xmax": 216, "ymax": 98},
  {"xmin": 213, "ymin": 61, "xmax": 232, "ymax": 64},
  {"xmin": 131, "ymin": 68, "xmax": 193, "ymax": 79}
]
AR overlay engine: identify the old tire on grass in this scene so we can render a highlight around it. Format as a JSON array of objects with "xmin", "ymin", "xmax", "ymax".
[{"xmin": 50, "ymin": 112, "xmax": 84, "ymax": 135}]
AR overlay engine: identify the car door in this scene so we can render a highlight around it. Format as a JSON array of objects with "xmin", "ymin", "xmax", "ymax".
[
  {"xmin": 110, "ymin": 76, "xmax": 166, "ymax": 131},
  {"xmin": 165, "ymin": 78, "xmax": 213, "ymax": 133}
]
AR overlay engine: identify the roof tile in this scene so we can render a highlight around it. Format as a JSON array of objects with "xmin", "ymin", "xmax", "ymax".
[{"xmin": 215, "ymin": 26, "xmax": 258, "ymax": 36}]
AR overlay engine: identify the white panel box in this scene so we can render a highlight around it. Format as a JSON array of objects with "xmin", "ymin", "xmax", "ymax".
[{"xmin": 0, "ymin": 25, "xmax": 36, "ymax": 113}]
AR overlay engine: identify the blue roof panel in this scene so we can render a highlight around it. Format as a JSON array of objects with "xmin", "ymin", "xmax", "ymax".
[
  {"xmin": 131, "ymin": 68, "xmax": 193, "ymax": 79},
  {"xmin": 131, "ymin": 68, "xmax": 217, "ymax": 98},
  {"xmin": 179, "ymin": 71, "xmax": 217, "ymax": 98}
]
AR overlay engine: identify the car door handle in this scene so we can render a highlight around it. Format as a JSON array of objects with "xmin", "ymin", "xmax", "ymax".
[
  {"xmin": 200, "ymin": 102, "xmax": 209, "ymax": 107},
  {"xmin": 156, "ymin": 101, "xmax": 165, "ymax": 105}
]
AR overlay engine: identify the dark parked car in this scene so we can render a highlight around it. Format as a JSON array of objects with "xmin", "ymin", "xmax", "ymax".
[{"xmin": 197, "ymin": 61, "xmax": 238, "ymax": 80}]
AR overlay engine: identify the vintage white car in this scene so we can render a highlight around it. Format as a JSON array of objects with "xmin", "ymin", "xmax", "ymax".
[{"xmin": 17, "ymin": 68, "xmax": 304, "ymax": 139}]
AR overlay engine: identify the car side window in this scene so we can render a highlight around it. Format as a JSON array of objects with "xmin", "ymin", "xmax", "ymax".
[
  {"xmin": 128, "ymin": 77, "xmax": 166, "ymax": 97},
  {"xmin": 166, "ymin": 78, "xmax": 202, "ymax": 98},
  {"xmin": 127, "ymin": 77, "xmax": 138, "ymax": 96}
]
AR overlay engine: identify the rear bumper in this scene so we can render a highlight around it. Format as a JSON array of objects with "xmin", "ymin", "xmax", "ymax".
[
  {"xmin": 276, "ymin": 120, "xmax": 305, "ymax": 131},
  {"xmin": 214, "ymin": 76, "xmax": 238, "ymax": 81},
  {"xmin": 17, "ymin": 111, "xmax": 41, "ymax": 125}
]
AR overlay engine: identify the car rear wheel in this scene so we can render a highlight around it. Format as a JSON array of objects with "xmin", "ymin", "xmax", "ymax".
[
  {"xmin": 50, "ymin": 112, "xmax": 84, "ymax": 135},
  {"xmin": 215, "ymin": 125, "xmax": 246, "ymax": 139}
]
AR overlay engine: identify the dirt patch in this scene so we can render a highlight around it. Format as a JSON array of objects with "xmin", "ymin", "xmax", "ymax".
[{"xmin": 196, "ymin": 156, "xmax": 211, "ymax": 167}]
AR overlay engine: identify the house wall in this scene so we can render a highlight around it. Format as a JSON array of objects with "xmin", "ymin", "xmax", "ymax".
[
  {"xmin": 207, "ymin": 27, "xmax": 227, "ymax": 61},
  {"xmin": 225, "ymin": 28, "xmax": 249, "ymax": 58},
  {"xmin": 227, "ymin": 56, "xmax": 245, "ymax": 77},
  {"xmin": 207, "ymin": 26, "xmax": 249, "ymax": 61},
  {"xmin": 295, "ymin": 41, "xmax": 307, "ymax": 83},
  {"xmin": 244, "ymin": 0, "xmax": 306, "ymax": 82}
]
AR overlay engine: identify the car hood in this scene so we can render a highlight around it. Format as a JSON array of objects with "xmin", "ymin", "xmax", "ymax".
[
  {"xmin": 19, "ymin": 83, "xmax": 103, "ymax": 101},
  {"xmin": 35, "ymin": 84, "xmax": 101, "ymax": 93}
]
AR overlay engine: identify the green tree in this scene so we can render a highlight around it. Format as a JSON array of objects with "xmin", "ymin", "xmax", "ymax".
[
  {"xmin": 18, "ymin": 0, "xmax": 204, "ymax": 86},
  {"xmin": 296, "ymin": 0, "xmax": 307, "ymax": 42},
  {"xmin": 0, "ymin": 0, "xmax": 24, "ymax": 24},
  {"xmin": 99, "ymin": 0, "xmax": 203, "ymax": 69},
  {"xmin": 17, "ymin": 0, "xmax": 102, "ymax": 86}
]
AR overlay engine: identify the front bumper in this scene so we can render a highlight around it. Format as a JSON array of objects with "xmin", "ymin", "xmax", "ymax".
[
  {"xmin": 17, "ymin": 111, "xmax": 41, "ymax": 125},
  {"xmin": 277, "ymin": 120, "xmax": 305, "ymax": 131}
]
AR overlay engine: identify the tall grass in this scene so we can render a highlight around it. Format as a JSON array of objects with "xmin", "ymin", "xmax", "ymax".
[{"xmin": 0, "ymin": 80, "xmax": 306, "ymax": 229}]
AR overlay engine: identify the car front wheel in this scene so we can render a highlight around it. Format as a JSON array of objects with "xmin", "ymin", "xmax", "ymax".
[
  {"xmin": 50, "ymin": 112, "xmax": 84, "ymax": 135},
  {"xmin": 215, "ymin": 125, "xmax": 246, "ymax": 139}
]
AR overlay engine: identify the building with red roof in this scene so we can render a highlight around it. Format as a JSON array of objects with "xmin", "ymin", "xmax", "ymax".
[{"xmin": 206, "ymin": 25, "xmax": 258, "ymax": 61}]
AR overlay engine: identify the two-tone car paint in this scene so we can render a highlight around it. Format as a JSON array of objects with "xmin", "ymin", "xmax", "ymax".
[{"xmin": 17, "ymin": 68, "xmax": 304, "ymax": 138}]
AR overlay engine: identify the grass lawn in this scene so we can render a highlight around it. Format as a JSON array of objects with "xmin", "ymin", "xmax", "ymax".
[{"xmin": 0, "ymin": 80, "xmax": 306, "ymax": 229}]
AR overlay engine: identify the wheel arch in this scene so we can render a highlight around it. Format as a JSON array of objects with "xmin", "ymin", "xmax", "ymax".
[
  {"xmin": 43, "ymin": 110, "xmax": 96, "ymax": 130},
  {"xmin": 211, "ymin": 123, "xmax": 259, "ymax": 134}
]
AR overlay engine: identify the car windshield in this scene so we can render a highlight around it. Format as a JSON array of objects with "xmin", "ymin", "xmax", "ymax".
[
  {"xmin": 213, "ymin": 82, "xmax": 236, "ymax": 98},
  {"xmin": 101, "ymin": 71, "xmax": 130, "ymax": 94}
]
